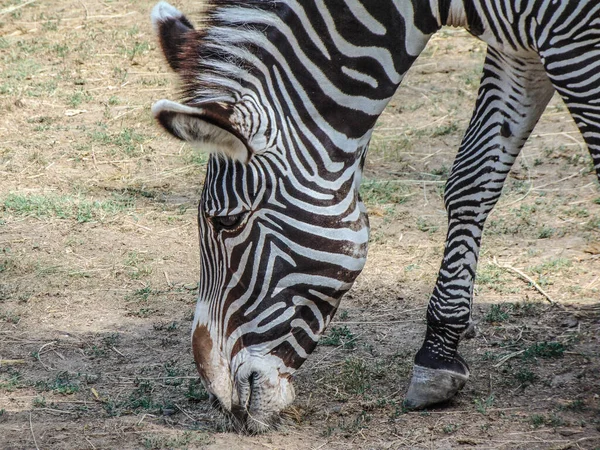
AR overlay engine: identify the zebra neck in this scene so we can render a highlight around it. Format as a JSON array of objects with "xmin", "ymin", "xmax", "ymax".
[
  {"xmin": 195, "ymin": 1, "xmax": 475, "ymax": 162},
  {"xmin": 241, "ymin": 1, "xmax": 437, "ymax": 149}
]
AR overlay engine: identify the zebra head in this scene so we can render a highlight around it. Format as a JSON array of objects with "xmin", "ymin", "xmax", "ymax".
[{"xmin": 151, "ymin": 2, "xmax": 373, "ymax": 431}]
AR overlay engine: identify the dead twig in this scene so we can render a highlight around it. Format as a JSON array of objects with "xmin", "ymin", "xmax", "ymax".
[
  {"xmin": 110, "ymin": 346, "xmax": 127, "ymax": 359},
  {"xmin": 532, "ymin": 169, "xmax": 587, "ymax": 191},
  {"xmin": 29, "ymin": 412, "xmax": 40, "ymax": 450},
  {"xmin": 78, "ymin": 0, "xmax": 89, "ymax": 20},
  {"xmin": 493, "ymin": 349, "xmax": 526, "ymax": 368},
  {"xmin": 174, "ymin": 403, "xmax": 197, "ymax": 423},
  {"xmin": 492, "ymin": 257, "xmax": 560, "ymax": 307},
  {"xmin": 0, "ymin": 0, "xmax": 37, "ymax": 16},
  {"xmin": 0, "ymin": 359, "xmax": 26, "ymax": 366},
  {"xmin": 39, "ymin": 407, "xmax": 78, "ymax": 415},
  {"xmin": 37, "ymin": 341, "xmax": 57, "ymax": 371},
  {"xmin": 85, "ymin": 436, "xmax": 97, "ymax": 450}
]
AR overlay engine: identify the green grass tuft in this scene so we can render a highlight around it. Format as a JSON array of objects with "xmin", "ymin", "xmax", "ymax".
[
  {"xmin": 320, "ymin": 326, "xmax": 356, "ymax": 349},
  {"xmin": 2, "ymin": 193, "xmax": 134, "ymax": 222},
  {"xmin": 484, "ymin": 304, "xmax": 511, "ymax": 323},
  {"xmin": 360, "ymin": 180, "xmax": 411, "ymax": 205},
  {"xmin": 522, "ymin": 342, "xmax": 566, "ymax": 360}
]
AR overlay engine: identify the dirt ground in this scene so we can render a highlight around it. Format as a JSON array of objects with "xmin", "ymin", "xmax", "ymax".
[{"xmin": 1, "ymin": 1, "xmax": 599, "ymax": 449}]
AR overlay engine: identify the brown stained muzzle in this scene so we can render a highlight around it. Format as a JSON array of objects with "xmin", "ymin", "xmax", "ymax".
[{"xmin": 192, "ymin": 323, "xmax": 296, "ymax": 432}]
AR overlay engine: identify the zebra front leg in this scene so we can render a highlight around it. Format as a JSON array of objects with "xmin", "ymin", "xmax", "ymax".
[{"xmin": 405, "ymin": 48, "xmax": 555, "ymax": 409}]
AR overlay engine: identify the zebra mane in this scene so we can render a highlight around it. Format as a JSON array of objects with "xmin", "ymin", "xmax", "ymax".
[{"xmin": 176, "ymin": 0, "xmax": 276, "ymax": 106}]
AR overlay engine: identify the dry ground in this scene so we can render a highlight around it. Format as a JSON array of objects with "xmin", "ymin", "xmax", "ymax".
[{"xmin": 1, "ymin": 1, "xmax": 599, "ymax": 449}]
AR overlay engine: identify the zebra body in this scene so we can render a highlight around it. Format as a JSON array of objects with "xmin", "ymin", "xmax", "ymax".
[{"xmin": 151, "ymin": 0, "xmax": 600, "ymax": 431}]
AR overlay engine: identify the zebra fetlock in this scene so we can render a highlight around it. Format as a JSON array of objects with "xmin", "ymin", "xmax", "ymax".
[{"xmin": 151, "ymin": 0, "xmax": 600, "ymax": 431}]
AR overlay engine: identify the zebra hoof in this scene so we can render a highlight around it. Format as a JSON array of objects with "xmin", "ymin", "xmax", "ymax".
[{"xmin": 404, "ymin": 361, "xmax": 469, "ymax": 410}]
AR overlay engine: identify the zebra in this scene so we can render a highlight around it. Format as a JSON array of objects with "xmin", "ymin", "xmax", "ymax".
[{"xmin": 151, "ymin": 0, "xmax": 600, "ymax": 432}]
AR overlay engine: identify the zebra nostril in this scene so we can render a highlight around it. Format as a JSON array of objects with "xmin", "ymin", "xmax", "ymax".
[
  {"xmin": 248, "ymin": 371, "xmax": 258, "ymax": 386},
  {"xmin": 235, "ymin": 370, "xmax": 258, "ymax": 414}
]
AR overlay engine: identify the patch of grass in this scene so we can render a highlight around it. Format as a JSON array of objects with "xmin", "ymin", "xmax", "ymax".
[
  {"xmin": 514, "ymin": 368, "xmax": 537, "ymax": 386},
  {"xmin": 184, "ymin": 147, "xmax": 210, "ymax": 166},
  {"xmin": 124, "ymin": 251, "xmax": 152, "ymax": 280},
  {"xmin": 530, "ymin": 413, "xmax": 565, "ymax": 429},
  {"xmin": 566, "ymin": 206, "xmax": 589, "ymax": 218},
  {"xmin": 108, "ymin": 95, "xmax": 120, "ymax": 106},
  {"xmin": 537, "ymin": 225, "xmax": 555, "ymax": 239},
  {"xmin": 36, "ymin": 371, "xmax": 80, "ymax": 395},
  {"xmin": 85, "ymin": 333, "xmax": 121, "ymax": 358},
  {"xmin": 126, "ymin": 379, "xmax": 155, "ymax": 410},
  {"xmin": 481, "ymin": 351, "xmax": 498, "ymax": 361},
  {"xmin": 42, "ymin": 18, "xmax": 60, "ymax": 31},
  {"xmin": 513, "ymin": 300, "xmax": 539, "ymax": 316},
  {"xmin": 154, "ymin": 321, "xmax": 178, "ymax": 332},
  {"xmin": 585, "ymin": 216, "xmax": 600, "ymax": 231},
  {"xmin": 102, "ymin": 333, "xmax": 121, "ymax": 348},
  {"xmin": 530, "ymin": 414, "xmax": 545, "ymax": 428},
  {"xmin": 90, "ymin": 128, "xmax": 147, "ymax": 156},
  {"xmin": 474, "ymin": 394, "xmax": 495, "ymax": 414},
  {"xmin": 52, "ymin": 43, "xmax": 69, "ymax": 58},
  {"xmin": 113, "ymin": 67, "xmax": 128, "ymax": 83},
  {"xmin": 486, "ymin": 218, "xmax": 523, "ymax": 236},
  {"xmin": 563, "ymin": 399, "xmax": 586, "ymax": 412},
  {"xmin": 32, "ymin": 396, "xmax": 46, "ymax": 407},
  {"xmin": 86, "ymin": 345, "xmax": 108, "ymax": 358},
  {"xmin": 0, "ymin": 369, "xmax": 23, "ymax": 391},
  {"xmin": 431, "ymin": 122, "xmax": 459, "ymax": 137},
  {"xmin": 2, "ymin": 193, "xmax": 135, "ymax": 222},
  {"xmin": 522, "ymin": 342, "xmax": 566, "ymax": 360},
  {"xmin": 320, "ymin": 326, "xmax": 356, "ymax": 349},
  {"xmin": 162, "ymin": 360, "xmax": 184, "ymax": 386},
  {"xmin": 129, "ymin": 286, "xmax": 154, "ymax": 302},
  {"xmin": 339, "ymin": 358, "xmax": 373, "ymax": 395},
  {"xmin": 67, "ymin": 90, "xmax": 93, "ymax": 107},
  {"xmin": 442, "ymin": 423, "xmax": 459, "ymax": 434},
  {"xmin": 484, "ymin": 304, "xmax": 511, "ymax": 323},
  {"xmin": 476, "ymin": 264, "xmax": 506, "ymax": 286},
  {"xmin": 529, "ymin": 258, "xmax": 572, "ymax": 275},
  {"xmin": 428, "ymin": 165, "xmax": 450, "ymax": 178},
  {"xmin": 128, "ymin": 308, "xmax": 159, "ymax": 318},
  {"xmin": 186, "ymin": 379, "xmax": 209, "ymax": 402},
  {"xmin": 416, "ymin": 217, "xmax": 439, "ymax": 233},
  {"xmin": 360, "ymin": 180, "xmax": 411, "ymax": 205},
  {"xmin": 122, "ymin": 41, "xmax": 151, "ymax": 60},
  {"xmin": 0, "ymin": 310, "xmax": 20, "ymax": 324}
]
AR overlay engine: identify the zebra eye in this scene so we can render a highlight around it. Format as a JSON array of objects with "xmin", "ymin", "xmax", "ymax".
[{"xmin": 211, "ymin": 213, "xmax": 246, "ymax": 231}]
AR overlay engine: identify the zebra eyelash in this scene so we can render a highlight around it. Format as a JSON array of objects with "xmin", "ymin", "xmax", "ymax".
[{"xmin": 209, "ymin": 212, "xmax": 248, "ymax": 232}]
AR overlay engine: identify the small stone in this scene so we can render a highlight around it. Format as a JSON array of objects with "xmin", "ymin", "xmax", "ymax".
[
  {"xmin": 558, "ymin": 429, "xmax": 580, "ymax": 437},
  {"xmin": 551, "ymin": 372, "xmax": 575, "ymax": 387},
  {"xmin": 162, "ymin": 408, "xmax": 175, "ymax": 416},
  {"xmin": 560, "ymin": 317, "xmax": 579, "ymax": 328}
]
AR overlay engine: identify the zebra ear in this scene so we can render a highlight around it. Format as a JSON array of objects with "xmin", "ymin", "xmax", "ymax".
[
  {"xmin": 151, "ymin": 1, "xmax": 196, "ymax": 71},
  {"xmin": 152, "ymin": 99, "xmax": 251, "ymax": 163}
]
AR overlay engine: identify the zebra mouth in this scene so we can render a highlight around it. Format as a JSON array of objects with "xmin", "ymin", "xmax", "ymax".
[{"xmin": 209, "ymin": 371, "xmax": 283, "ymax": 434}]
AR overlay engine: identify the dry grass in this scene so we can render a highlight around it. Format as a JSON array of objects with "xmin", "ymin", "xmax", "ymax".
[{"xmin": 0, "ymin": 1, "xmax": 599, "ymax": 449}]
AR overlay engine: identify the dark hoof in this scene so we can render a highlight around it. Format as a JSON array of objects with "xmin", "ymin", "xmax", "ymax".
[{"xmin": 404, "ymin": 359, "xmax": 470, "ymax": 410}]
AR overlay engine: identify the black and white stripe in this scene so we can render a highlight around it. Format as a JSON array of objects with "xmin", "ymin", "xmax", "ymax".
[{"xmin": 151, "ymin": 0, "xmax": 600, "ymax": 426}]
